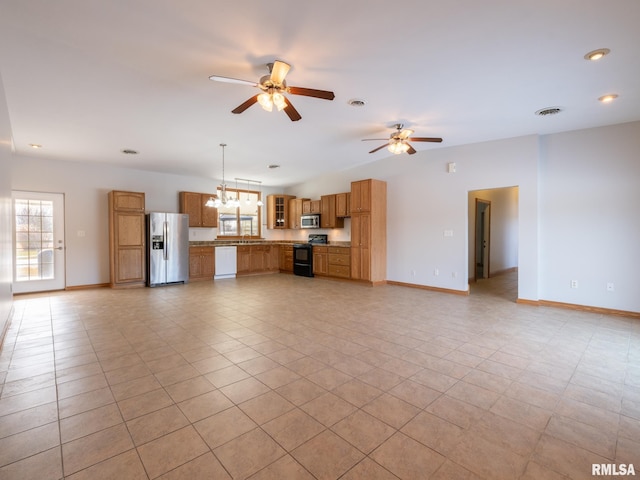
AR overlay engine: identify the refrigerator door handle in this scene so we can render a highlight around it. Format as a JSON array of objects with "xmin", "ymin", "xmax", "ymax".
[{"xmin": 163, "ymin": 221, "xmax": 168, "ymax": 260}]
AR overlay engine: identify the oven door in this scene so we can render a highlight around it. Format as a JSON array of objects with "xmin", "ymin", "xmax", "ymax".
[{"xmin": 293, "ymin": 244, "xmax": 314, "ymax": 277}]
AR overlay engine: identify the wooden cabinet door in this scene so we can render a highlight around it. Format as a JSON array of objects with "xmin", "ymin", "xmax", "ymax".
[
  {"xmin": 180, "ymin": 192, "xmax": 202, "ymax": 227},
  {"xmin": 320, "ymin": 194, "xmax": 344, "ymax": 228},
  {"xmin": 350, "ymin": 180, "xmax": 371, "ymax": 213},
  {"xmin": 336, "ymin": 192, "xmax": 350, "ymax": 217},
  {"xmin": 202, "ymin": 249, "xmax": 215, "ymax": 276},
  {"xmin": 114, "ymin": 212, "xmax": 145, "ymax": 283},
  {"xmin": 200, "ymin": 194, "xmax": 218, "ymax": 227},
  {"xmin": 350, "ymin": 213, "xmax": 371, "ymax": 280},
  {"xmin": 237, "ymin": 246, "xmax": 251, "ymax": 273},
  {"xmin": 112, "ymin": 191, "xmax": 145, "ymax": 211},
  {"xmin": 289, "ymin": 199, "xmax": 299, "ymax": 229},
  {"xmin": 313, "ymin": 246, "xmax": 328, "ymax": 275},
  {"xmin": 189, "ymin": 248, "xmax": 203, "ymax": 278}
]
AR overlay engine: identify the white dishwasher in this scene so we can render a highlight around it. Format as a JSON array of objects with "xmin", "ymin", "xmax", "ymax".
[{"xmin": 214, "ymin": 246, "xmax": 237, "ymax": 280}]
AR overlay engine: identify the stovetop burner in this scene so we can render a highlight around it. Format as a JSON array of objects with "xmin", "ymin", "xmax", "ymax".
[{"xmin": 307, "ymin": 234, "xmax": 328, "ymax": 245}]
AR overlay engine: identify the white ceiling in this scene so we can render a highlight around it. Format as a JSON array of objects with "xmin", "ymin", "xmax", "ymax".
[{"xmin": 1, "ymin": 1, "xmax": 639, "ymax": 187}]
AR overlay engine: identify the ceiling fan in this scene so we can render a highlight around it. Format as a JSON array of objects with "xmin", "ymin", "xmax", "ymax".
[
  {"xmin": 363, "ymin": 124, "xmax": 443, "ymax": 154},
  {"xmin": 209, "ymin": 60, "xmax": 335, "ymax": 121}
]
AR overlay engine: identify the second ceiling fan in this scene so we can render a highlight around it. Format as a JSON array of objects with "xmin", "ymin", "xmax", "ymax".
[
  {"xmin": 209, "ymin": 60, "xmax": 335, "ymax": 121},
  {"xmin": 363, "ymin": 124, "xmax": 443, "ymax": 154}
]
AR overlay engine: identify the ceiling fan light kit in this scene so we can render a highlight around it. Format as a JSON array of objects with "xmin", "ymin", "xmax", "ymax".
[
  {"xmin": 209, "ymin": 60, "xmax": 334, "ymax": 122},
  {"xmin": 362, "ymin": 123, "xmax": 443, "ymax": 155}
]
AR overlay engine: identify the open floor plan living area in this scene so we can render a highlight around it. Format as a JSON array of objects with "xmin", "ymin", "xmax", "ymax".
[{"xmin": 1, "ymin": 273, "xmax": 638, "ymax": 479}]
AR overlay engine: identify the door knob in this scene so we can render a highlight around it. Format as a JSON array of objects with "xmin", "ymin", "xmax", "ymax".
[{"xmin": 55, "ymin": 246, "xmax": 64, "ymax": 250}]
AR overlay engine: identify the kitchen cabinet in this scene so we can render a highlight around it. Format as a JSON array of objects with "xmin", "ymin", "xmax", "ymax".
[
  {"xmin": 288, "ymin": 198, "xmax": 309, "ymax": 229},
  {"xmin": 180, "ymin": 191, "xmax": 218, "ymax": 227},
  {"xmin": 313, "ymin": 246, "xmax": 328, "ymax": 275},
  {"xmin": 237, "ymin": 245, "xmax": 251, "ymax": 274},
  {"xmin": 302, "ymin": 200, "xmax": 321, "ymax": 214},
  {"xmin": 328, "ymin": 246, "xmax": 350, "ymax": 278},
  {"xmin": 350, "ymin": 179, "xmax": 386, "ymax": 284},
  {"xmin": 189, "ymin": 246, "xmax": 215, "ymax": 281},
  {"xmin": 108, "ymin": 190, "xmax": 146, "ymax": 288},
  {"xmin": 237, "ymin": 245, "xmax": 280, "ymax": 275},
  {"xmin": 280, "ymin": 244, "xmax": 293, "ymax": 272},
  {"xmin": 336, "ymin": 192, "xmax": 350, "ymax": 217},
  {"xmin": 320, "ymin": 194, "xmax": 345, "ymax": 229},
  {"xmin": 350, "ymin": 180, "xmax": 372, "ymax": 213},
  {"xmin": 267, "ymin": 194, "xmax": 296, "ymax": 229}
]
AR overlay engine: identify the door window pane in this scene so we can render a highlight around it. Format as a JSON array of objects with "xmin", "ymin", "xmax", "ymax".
[{"xmin": 14, "ymin": 199, "xmax": 55, "ymax": 281}]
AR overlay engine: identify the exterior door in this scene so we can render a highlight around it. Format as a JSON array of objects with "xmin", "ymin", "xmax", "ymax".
[{"xmin": 13, "ymin": 191, "xmax": 65, "ymax": 293}]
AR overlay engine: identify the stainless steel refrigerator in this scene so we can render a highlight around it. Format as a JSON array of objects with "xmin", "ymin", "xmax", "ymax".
[{"xmin": 146, "ymin": 213, "xmax": 189, "ymax": 287}]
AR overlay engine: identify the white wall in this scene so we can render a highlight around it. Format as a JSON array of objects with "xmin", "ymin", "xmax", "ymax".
[
  {"xmin": 539, "ymin": 122, "xmax": 640, "ymax": 312},
  {"xmin": 0, "ymin": 74, "xmax": 13, "ymax": 338}
]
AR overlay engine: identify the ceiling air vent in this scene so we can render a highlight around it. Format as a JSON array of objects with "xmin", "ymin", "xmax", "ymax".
[{"xmin": 535, "ymin": 107, "xmax": 562, "ymax": 116}]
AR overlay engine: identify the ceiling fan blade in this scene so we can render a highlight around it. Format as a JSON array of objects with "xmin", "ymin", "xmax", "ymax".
[
  {"xmin": 407, "ymin": 137, "xmax": 443, "ymax": 143},
  {"xmin": 406, "ymin": 144, "xmax": 417, "ymax": 155},
  {"xmin": 283, "ymin": 98, "xmax": 302, "ymax": 122},
  {"xmin": 368, "ymin": 143, "xmax": 389, "ymax": 154},
  {"xmin": 231, "ymin": 95, "xmax": 259, "ymax": 114},
  {"xmin": 362, "ymin": 138, "xmax": 389, "ymax": 142},
  {"xmin": 270, "ymin": 60, "xmax": 291, "ymax": 85},
  {"xmin": 209, "ymin": 75, "xmax": 258, "ymax": 87},
  {"xmin": 287, "ymin": 86, "xmax": 335, "ymax": 101}
]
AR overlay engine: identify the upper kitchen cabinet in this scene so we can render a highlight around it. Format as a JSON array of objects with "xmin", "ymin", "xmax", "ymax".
[
  {"xmin": 108, "ymin": 190, "xmax": 146, "ymax": 288},
  {"xmin": 350, "ymin": 180, "xmax": 372, "ymax": 213},
  {"xmin": 302, "ymin": 199, "xmax": 321, "ymax": 214},
  {"xmin": 320, "ymin": 194, "xmax": 345, "ymax": 229},
  {"xmin": 267, "ymin": 194, "xmax": 295, "ymax": 229},
  {"xmin": 179, "ymin": 191, "xmax": 218, "ymax": 227},
  {"xmin": 336, "ymin": 192, "xmax": 350, "ymax": 217},
  {"xmin": 289, "ymin": 197, "xmax": 309, "ymax": 229},
  {"xmin": 350, "ymin": 179, "xmax": 386, "ymax": 284}
]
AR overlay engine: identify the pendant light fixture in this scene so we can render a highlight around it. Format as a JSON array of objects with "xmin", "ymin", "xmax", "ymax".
[{"xmin": 212, "ymin": 143, "xmax": 229, "ymax": 208}]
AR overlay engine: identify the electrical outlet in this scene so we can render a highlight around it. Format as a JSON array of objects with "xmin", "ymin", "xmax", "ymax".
[
  {"xmin": 606, "ymin": 282, "xmax": 615, "ymax": 292},
  {"xmin": 452, "ymin": 272, "xmax": 457, "ymax": 279},
  {"xmin": 570, "ymin": 280, "xmax": 578, "ymax": 289},
  {"xmin": 434, "ymin": 268, "xmax": 439, "ymax": 276},
  {"xmin": 411, "ymin": 270, "xmax": 416, "ymax": 276}
]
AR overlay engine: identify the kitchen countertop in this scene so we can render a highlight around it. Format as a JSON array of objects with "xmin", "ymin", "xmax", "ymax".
[{"xmin": 189, "ymin": 240, "xmax": 351, "ymax": 247}]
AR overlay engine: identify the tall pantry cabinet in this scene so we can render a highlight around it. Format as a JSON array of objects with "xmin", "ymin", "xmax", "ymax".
[
  {"xmin": 350, "ymin": 179, "xmax": 386, "ymax": 285},
  {"xmin": 108, "ymin": 191, "xmax": 146, "ymax": 288}
]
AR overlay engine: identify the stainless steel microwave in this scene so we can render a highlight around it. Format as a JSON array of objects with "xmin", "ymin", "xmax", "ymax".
[{"xmin": 300, "ymin": 214, "xmax": 321, "ymax": 229}]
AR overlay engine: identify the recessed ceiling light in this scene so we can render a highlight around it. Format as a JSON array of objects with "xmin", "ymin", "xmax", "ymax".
[
  {"xmin": 121, "ymin": 149, "xmax": 139, "ymax": 154},
  {"xmin": 29, "ymin": 143, "xmax": 42, "ymax": 149},
  {"xmin": 535, "ymin": 107, "xmax": 562, "ymax": 116},
  {"xmin": 598, "ymin": 94, "xmax": 618, "ymax": 103},
  {"xmin": 268, "ymin": 164, "xmax": 280, "ymax": 169},
  {"xmin": 348, "ymin": 99, "xmax": 366, "ymax": 107},
  {"xmin": 584, "ymin": 48, "xmax": 610, "ymax": 61}
]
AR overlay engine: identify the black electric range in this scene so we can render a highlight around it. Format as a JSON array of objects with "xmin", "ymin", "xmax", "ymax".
[{"xmin": 293, "ymin": 235, "xmax": 328, "ymax": 277}]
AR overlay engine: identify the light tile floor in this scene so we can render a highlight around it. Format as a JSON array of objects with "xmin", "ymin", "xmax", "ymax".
[{"xmin": 0, "ymin": 273, "xmax": 639, "ymax": 479}]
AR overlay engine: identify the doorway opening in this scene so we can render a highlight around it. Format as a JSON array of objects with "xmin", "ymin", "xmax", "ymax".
[
  {"xmin": 468, "ymin": 187, "xmax": 519, "ymax": 301},
  {"xmin": 12, "ymin": 191, "xmax": 66, "ymax": 293},
  {"xmin": 474, "ymin": 198, "xmax": 491, "ymax": 281}
]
